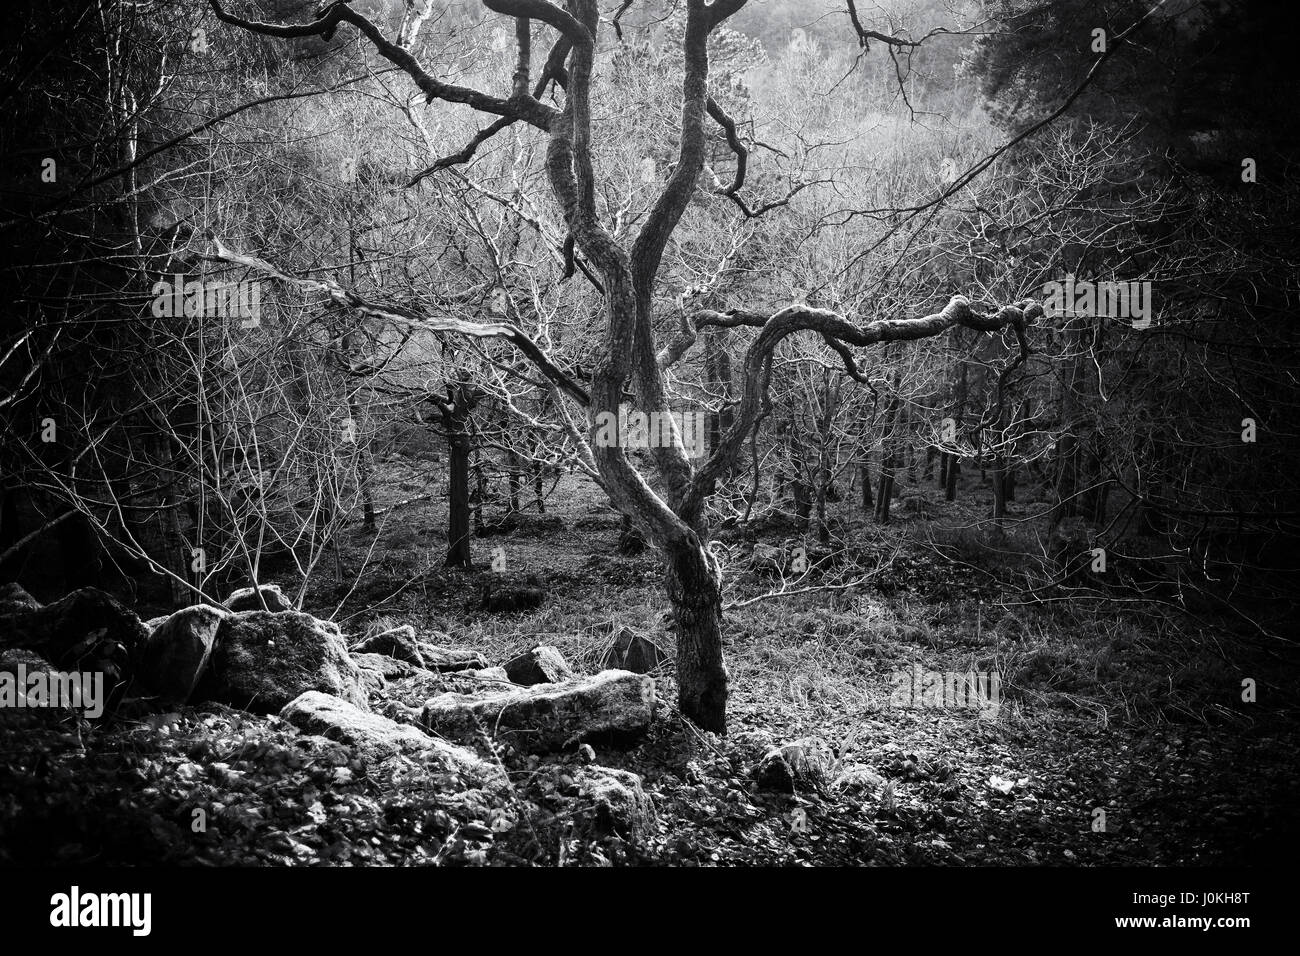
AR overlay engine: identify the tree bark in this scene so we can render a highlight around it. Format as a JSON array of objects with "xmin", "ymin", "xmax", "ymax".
[
  {"xmin": 446, "ymin": 431, "xmax": 471, "ymax": 567},
  {"xmin": 665, "ymin": 535, "xmax": 727, "ymax": 732},
  {"xmin": 440, "ymin": 384, "xmax": 476, "ymax": 568}
]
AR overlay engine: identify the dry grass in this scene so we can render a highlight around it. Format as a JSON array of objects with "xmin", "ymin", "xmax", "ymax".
[{"xmin": 305, "ymin": 463, "xmax": 1263, "ymax": 736}]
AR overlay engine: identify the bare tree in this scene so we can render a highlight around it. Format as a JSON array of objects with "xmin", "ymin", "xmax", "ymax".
[{"xmin": 206, "ymin": 0, "xmax": 1042, "ymax": 732}]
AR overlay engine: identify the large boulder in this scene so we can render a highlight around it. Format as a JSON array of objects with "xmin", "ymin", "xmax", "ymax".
[
  {"xmin": 352, "ymin": 626, "xmax": 486, "ymax": 672},
  {"xmin": 194, "ymin": 611, "xmax": 368, "ymax": 714},
  {"xmin": 503, "ymin": 645, "xmax": 574, "ymax": 685},
  {"xmin": 281, "ymin": 691, "xmax": 503, "ymax": 787},
  {"xmin": 133, "ymin": 604, "xmax": 225, "ymax": 703},
  {"xmin": 0, "ymin": 583, "xmax": 41, "ymax": 616},
  {"xmin": 599, "ymin": 628, "xmax": 668, "ymax": 675},
  {"xmin": 222, "ymin": 584, "xmax": 295, "ymax": 613},
  {"xmin": 576, "ymin": 766, "xmax": 658, "ymax": 843},
  {"xmin": 0, "ymin": 588, "xmax": 143, "ymax": 692},
  {"xmin": 420, "ymin": 669, "xmax": 655, "ymax": 754},
  {"xmin": 351, "ymin": 625, "xmax": 421, "ymax": 664}
]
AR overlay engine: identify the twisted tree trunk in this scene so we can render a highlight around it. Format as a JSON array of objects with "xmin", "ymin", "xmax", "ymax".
[
  {"xmin": 209, "ymin": 0, "xmax": 1041, "ymax": 735},
  {"xmin": 665, "ymin": 534, "xmax": 727, "ymax": 730}
]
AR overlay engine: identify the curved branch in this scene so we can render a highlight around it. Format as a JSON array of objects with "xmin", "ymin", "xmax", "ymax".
[
  {"xmin": 208, "ymin": 0, "xmax": 556, "ymax": 129},
  {"xmin": 680, "ymin": 295, "xmax": 1044, "ymax": 519},
  {"xmin": 482, "ymin": 0, "xmax": 591, "ymax": 46},
  {"xmin": 202, "ymin": 235, "xmax": 590, "ymax": 406}
]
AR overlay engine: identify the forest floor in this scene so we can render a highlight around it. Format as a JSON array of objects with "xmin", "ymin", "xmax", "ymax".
[{"xmin": 3, "ymin": 460, "xmax": 1298, "ymax": 866}]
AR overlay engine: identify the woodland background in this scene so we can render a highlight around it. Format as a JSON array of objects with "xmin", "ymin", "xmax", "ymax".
[{"xmin": 0, "ymin": 0, "xmax": 1297, "ymax": 866}]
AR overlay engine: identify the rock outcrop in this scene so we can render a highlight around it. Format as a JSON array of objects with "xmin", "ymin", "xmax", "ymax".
[
  {"xmin": 352, "ymin": 626, "xmax": 486, "ymax": 672},
  {"xmin": 223, "ymin": 584, "xmax": 296, "ymax": 613},
  {"xmin": 420, "ymin": 670, "xmax": 655, "ymax": 754},
  {"xmin": 133, "ymin": 604, "xmax": 225, "ymax": 703},
  {"xmin": 599, "ymin": 628, "xmax": 667, "ymax": 674},
  {"xmin": 194, "ymin": 611, "xmax": 368, "ymax": 714},
  {"xmin": 0, "ymin": 588, "xmax": 144, "ymax": 694},
  {"xmin": 503, "ymin": 645, "xmax": 574, "ymax": 685},
  {"xmin": 282, "ymin": 691, "xmax": 503, "ymax": 786}
]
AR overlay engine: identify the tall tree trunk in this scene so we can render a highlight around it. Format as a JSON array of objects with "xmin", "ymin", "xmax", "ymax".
[
  {"xmin": 944, "ymin": 348, "xmax": 968, "ymax": 503},
  {"xmin": 532, "ymin": 458, "xmax": 546, "ymax": 514},
  {"xmin": 471, "ymin": 448, "xmax": 486, "ymax": 528},
  {"xmin": 440, "ymin": 384, "xmax": 476, "ymax": 568},
  {"xmin": 665, "ymin": 535, "xmax": 727, "ymax": 733},
  {"xmin": 508, "ymin": 451, "xmax": 522, "ymax": 514},
  {"xmin": 991, "ymin": 401, "xmax": 1009, "ymax": 528},
  {"xmin": 815, "ymin": 477, "xmax": 829, "ymax": 544},
  {"xmin": 1055, "ymin": 345, "xmax": 1083, "ymax": 518},
  {"xmin": 875, "ymin": 385, "xmax": 901, "ymax": 524},
  {"xmin": 992, "ymin": 460, "xmax": 1007, "ymax": 526},
  {"xmin": 351, "ymin": 399, "xmax": 376, "ymax": 531},
  {"xmin": 813, "ymin": 373, "xmax": 837, "ymax": 544},
  {"xmin": 446, "ymin": 432, "xmax": 471, "ymax": 567},
  {"xmin": 793, "ymin": 475, "xmax": 812, "ymax": 526},
  {"xmin": 875, "ymin": 468, "xmax": 894, "ymax": 523},
  {"xmin": 905, "ymin": 408, "xmax": 918, "ymax": 483},
  {"xmin": 1092, "ymin": 475, "xmax": 1109, "ymax": 523}
]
